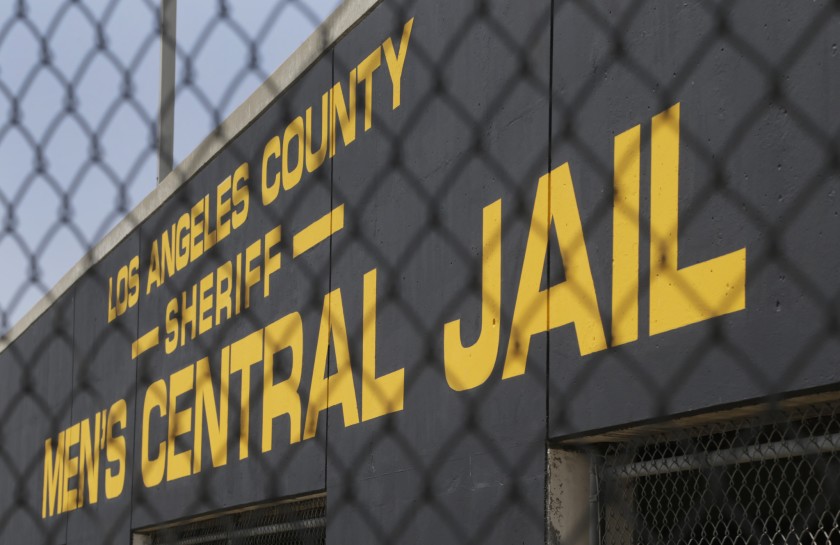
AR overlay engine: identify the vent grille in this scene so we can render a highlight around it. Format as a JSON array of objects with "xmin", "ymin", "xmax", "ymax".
[
  {"xmin": 597, "ymin": 402, "xmax": 840, "ymax": 545},
  {"xmin": 138, "ymin": 495, "xmax": 326, "ymax": 545}
]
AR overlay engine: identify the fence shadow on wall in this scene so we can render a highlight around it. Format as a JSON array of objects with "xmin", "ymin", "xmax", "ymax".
[{"xmin": 1, "ymin": 0, "xmax": 840, "ymax": 544}]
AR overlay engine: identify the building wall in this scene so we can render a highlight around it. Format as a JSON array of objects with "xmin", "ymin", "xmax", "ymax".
[{"xmin": 1, "ymin": 0, "xmax": 839, "ymax": 543}]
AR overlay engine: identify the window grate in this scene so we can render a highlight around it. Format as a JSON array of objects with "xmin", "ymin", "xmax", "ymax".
[
  {"xmin": 137, "ymin": 495, "xmax": 326, "ymax": 545},
  {"xmin": 597, "ymin": 402, "xmax": 840, "ymax": 545}
]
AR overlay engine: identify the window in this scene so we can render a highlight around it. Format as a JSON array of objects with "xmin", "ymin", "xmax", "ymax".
[
  {"xmin": 134, "ymin": 494, "xmax": 326, "ymax": 545},
  {"xmin": 550, "ymin": 395, "xmax": 840, "ymax": 545}
]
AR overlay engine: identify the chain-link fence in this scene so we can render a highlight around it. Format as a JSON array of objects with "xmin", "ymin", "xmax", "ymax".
[
  {"xmin": 140, "ymin": 495, "xmax": 326, "ymax": 544},
  {"xmin": 597, "ymin": 397, "xmax": 840, "ymax": 545},
  {"xmin": 0, "ymin": 0, "xmax": 340, "ymax": 333},
  {"xmin": 1, "ymin": 0, "xmax": 840, "ymax": 544}
]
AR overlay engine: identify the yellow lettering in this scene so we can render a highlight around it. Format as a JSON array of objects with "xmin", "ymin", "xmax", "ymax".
[
  {"xmin": 612, "ymin": 125, "xmax": 641, "ymax": 346},
  {"xmin": 362, "ymin": 269, "xmax": 404, "ymax": 420},
  {"xmin": 165, "ymin": 297, "xmax": 179, "ymax": 354},
  {"xmin": 232, "ymin": 162, "xmax": 250, "ymax": 229},
  {"xmin": 115, "ymin": 265, "xmax": 128, "ymax": 317},
  {"xmin": 128, "ymin": 256, "xmax": 140, "ymax": 308},
  {"xmin": 104, "ymin": 399, "xmax": 126, "ymax": 499},
  {"xmin": 503, "ymin": 164, "xmax": 607, "ymax": 379},
  {"xmin": 199, "ymin": 271, "xmax": 214, "ymax": 335},
  {"xmin": 304, "ymin": 289, "xmax": 359, "ymax": 439},
  {"xmin": 329, "ymin": 70, "xmax": 357, "ymax": 157},
  {"xmin": 216, "ymin": 261, "xmax": 233, "ymax": 325},
  {"xmin": 203, "ymin": 195, "xmax": 217, "ymax": 251},
  {"xmin": 262, "ymin": 136, "xmax": 281, "ymax": 206},
  {"xmin": 189, "ymin": 199, "xmax": 205, "ymax": 263},
  {"xmin": 42, "ymin": 432, "xmax": 65, "ymax": 518},
  {"xmin": 356, "ymin": 47, "xmax": 381, "ymax": 131},
  {"xmin": 264, "ymin": 227, "xmax": 281, "ymax": 298},
  {"xmin": 147, "ymin": 239, "xmax": 161, "ymax": 295},
  {"xmin": 444, "ymin": 200, "xmax": 502, "ymax": 391},
  {"xmin": 141, "ymin": 380, "xmax": 167, "ymax": 488},
  {"xmin": 282, "ymin": 117, "xmax": 304, "ymax": 190},
  {"xmin": 216, "ymin": 175, "xmax": 233, "ymax": 242},
  {"xmin": 306, "ymin": 91, "xmax": 329, "ymax": 172},
  {"xmin": 649, "ymin": 103, "xmax": 747, "ymax": 335},
  {"xmin": 193, "ymin": 353, "xmax": 229, "ymax": 472},
  {"xmin": 166, "ymin": 364, "xmax": 194, "ymax": 481},
  {"xmin": 262, "ymin": 313, "xmax": 303, "ymax": 451},
  {"xmin": 230, "ymin": 330, "xmax": 263, "ymax": 460},
  {"xmin": 161, "ymin": 225, "xmax": 177, "ymax": 280},
  {"xmin": 77, "ymin": 414, "xmax": 101, "ymax": 507},
  {"xmin": 107, "ymin": 275, "xmax": 117, "ymax": 323},
  {"xmin": 62, "ymin": 422, "xmax": 80, "ymax": 513},
  {"xmin": 382, "ymin": 19, "xmax": 414, "ymax": 109},
  {"xmin": 175, "ymin": 212, "xmax": 191, "ymax": 271},
  {"xmin": 244, "ymin": 239, "xmax": 261, "ymax": 310},
  {"xmin": 180, "ymin": 284, "xmax": 198, "ymax": 346}
]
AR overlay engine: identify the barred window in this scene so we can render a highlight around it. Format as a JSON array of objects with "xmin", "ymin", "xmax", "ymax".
[
  {"xmin": 134, "ymin": 495, "xmax": 326, "ymax": 545},
  {"xmin": 596, "ymin": 399, "xmax": 840, "ymax": 545}
]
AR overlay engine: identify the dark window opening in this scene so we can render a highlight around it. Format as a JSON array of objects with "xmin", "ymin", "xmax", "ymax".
[
  {"xmin": 135, "ymin": 494, "xmax": 326, "ymax": 545},
  {"xmin": 596, "ymin": 401, "xmax": 840, "ymax": 545}
]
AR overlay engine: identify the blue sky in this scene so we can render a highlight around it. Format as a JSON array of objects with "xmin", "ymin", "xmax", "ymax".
[{"xmin": 0, "ymin": 0, "xmax": 342, "ymax": 332}]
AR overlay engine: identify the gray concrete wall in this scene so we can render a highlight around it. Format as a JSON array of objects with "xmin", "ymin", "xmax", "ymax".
[{"xmin": 2, "ymin": 0, "xmax": 840, "ymax": 543}]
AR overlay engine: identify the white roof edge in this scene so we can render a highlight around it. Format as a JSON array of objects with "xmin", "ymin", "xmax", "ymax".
[{"xmin": 0, "ymin": 0, "xmax": 381, "ymax": 353}]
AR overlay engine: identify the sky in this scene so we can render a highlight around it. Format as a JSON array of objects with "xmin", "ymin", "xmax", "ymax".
[{"xmin": 0, "ymin": 0, "xmax": 342, "ymax": 333}]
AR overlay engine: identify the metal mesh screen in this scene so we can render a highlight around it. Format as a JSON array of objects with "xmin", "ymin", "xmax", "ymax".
[
  {"xmin": 598, "ymin": 401, "xmax": 840, "ymax": 545},
  {"xmin": 140, "ymin": 496, "xmax": 325, "ymax": 545}
]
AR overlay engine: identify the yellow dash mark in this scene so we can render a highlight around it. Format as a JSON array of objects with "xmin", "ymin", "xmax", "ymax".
[
  {"xmin": 132, "ymin": 327, "xmax": 160, "ymax": 360},
  {"xmin": 293, "ymin": 205, "xmax": 345, "ymax": 258}
]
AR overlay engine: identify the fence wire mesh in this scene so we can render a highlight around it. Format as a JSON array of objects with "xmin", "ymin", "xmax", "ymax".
[
  {"xmin": 142, "ymin": 495, "xmax": 326, "ymax": 545},
  {"xmin": 0, "ymin": 0, "xmax": 340, "ymax": 332},
  {"xmin": 0, "ymin": 0, "xmax": 839, "ymax": 544},
  {"xmin": 597, "ymin": 400, "xmax": 840, "ymax": 545}
]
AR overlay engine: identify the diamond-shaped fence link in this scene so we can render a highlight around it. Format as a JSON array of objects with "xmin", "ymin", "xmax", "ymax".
[
  {"xmin": 0, "ymin": 0, "xmax": 839, "ymax": 544},
  {"xmin": 598, "ymin": 400, "xmax": 840, "ymax": 545}
]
